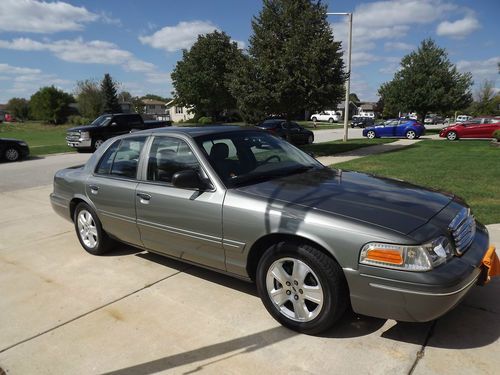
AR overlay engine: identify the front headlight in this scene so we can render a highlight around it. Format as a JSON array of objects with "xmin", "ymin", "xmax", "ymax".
[
  {"xmin": 359, "ymin": 236, "xmax": 453, "ymax": 272},
  {"xmin": 79, "ymin": 131, "xmax": 90, "ymax": 140},
  {"xmin": 18, "ymin": 142, "xmax": 28, "ymax": 146}
]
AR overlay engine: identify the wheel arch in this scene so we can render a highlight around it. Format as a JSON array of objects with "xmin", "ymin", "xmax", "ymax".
[
  {"xmin": 246, "ymin": 233, "xmax": 340, "ymax": 282},
  {"xmin": 69, "ymin": 194, "xmax": 97, "ymax": 222}
]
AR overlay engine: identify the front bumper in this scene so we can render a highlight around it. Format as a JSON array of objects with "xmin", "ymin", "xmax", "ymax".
[
  {"xmin": 66, "ymin": 138, "xmax": 91, "ymax": 148},
  {"xmin": 345, "ymin": 225, "xmax": 490, "ymax": 322}
]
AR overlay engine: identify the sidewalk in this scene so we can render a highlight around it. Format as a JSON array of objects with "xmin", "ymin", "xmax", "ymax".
[{"xmin": 316, "ymin": 139, "xmax": 420, "ymax": 165}]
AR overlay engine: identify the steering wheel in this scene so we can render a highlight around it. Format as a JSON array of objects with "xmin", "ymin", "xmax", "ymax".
[{"xmin": 261, "ymin": 155, "xmax": 281, "ymax": 164}]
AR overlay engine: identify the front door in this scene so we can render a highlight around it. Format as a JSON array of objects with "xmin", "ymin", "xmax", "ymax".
[{"xmin": 136, "ymin": 136, "xmax": 225, "ymax": 270}]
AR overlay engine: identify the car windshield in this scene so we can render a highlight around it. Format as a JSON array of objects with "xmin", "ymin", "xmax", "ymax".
[
  {"xmin": 91, "ymin": 115, "xmax": 113, "ymax": 126},
  {"xmin": 196, "ymin": 130, "xmax": 323, "ymax": 188}
]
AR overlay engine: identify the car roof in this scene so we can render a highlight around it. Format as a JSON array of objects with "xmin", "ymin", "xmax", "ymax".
[{"xmin": 134, "ymin": 125, "xmax": 258, "ymax": 138}]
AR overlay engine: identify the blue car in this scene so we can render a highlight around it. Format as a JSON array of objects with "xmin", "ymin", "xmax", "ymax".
[{"xmin": 362, "ymin": 119, "xmax": 425, "ymax": 139}]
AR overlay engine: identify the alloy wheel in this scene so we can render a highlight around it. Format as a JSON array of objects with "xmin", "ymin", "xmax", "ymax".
[
  {"xmin": 94, "ymin": 139, "xmax": 104, "ymax": 150},
  {"xmin": 77, "ymin": 209, "xmax": 98, "ymax": 249},
  {"xmin": 447, "ymin": 132, "xmax": 457, "ymax": 141},
  {"xmin": 367, "ymin": 131, "xmax": 376, "ymax": 139},
  {"xmin": 5, "ymin": 148, "xmax": 19, "ymax": 161},
  {"xmin": 406, "ymin": 130, "xmax": 416, "ymax": 139},
  {"xmin": 265, "ymin": 257, "xmax": 324, "ymax": 322}
]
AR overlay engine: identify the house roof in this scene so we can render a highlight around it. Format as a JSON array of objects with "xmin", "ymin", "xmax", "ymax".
[
  {"xmin": 359, "ymin": 102, "xmax": 377, "ymax": 110},
  {"xmin": 142, "ymin": 99, "xmax": 166, "ymax": 105},
  {"xmin": 0, "ymin": 104, "xmax": 7, "ymax": 111},
  {"xmin": 337, "ymin": 100, "xmax": 358, "ymax": 109}
]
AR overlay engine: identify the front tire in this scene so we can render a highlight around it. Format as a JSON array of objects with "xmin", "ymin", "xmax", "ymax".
[
  {"xmin": 93, "ymin": 139, "xmax": 104, "ymax": 151},
  {"xmin": 4, "ymin": 146, "xmax": 20, "ymax": 161},
  {"xmin": 446, "ymin": 131, "xmax": 458, "ymax": 141},
  {"xmin": 366, "ymin": 130, "xmax": 376, "ymax": 139},
  {"xmin": 74, "ymin": 203, "xmax": 114, "ymax": 255},
  {"xmin": 307, "ymin": 135, "xmax": 314, "ymax": 144},
  {"xmin": 256, "ymin": 242, "xmax": 348, "ymax": 335},
  {"xmin": 328, "ymin": 118, "xmax": 334, "ymax": 123}
]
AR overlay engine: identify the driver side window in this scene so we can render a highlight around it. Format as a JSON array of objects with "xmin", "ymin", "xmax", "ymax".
[{"xmin": 147, "ymin": 137, "xmax": 200, "ymax": 184}]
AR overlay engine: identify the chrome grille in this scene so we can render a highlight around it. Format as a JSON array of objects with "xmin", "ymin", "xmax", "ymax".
[
  {"xmin": 66, "ymin": 131, "xmax": 80, "ymax": 141},
  {"xmin": 449, "ymin": 207, "xmax": 476, "ymax": 255}
]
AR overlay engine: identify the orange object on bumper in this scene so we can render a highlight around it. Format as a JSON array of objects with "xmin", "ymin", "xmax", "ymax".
[{"xmin": 479, "ymin": 246, "xmax": 500, "ymax": 285}]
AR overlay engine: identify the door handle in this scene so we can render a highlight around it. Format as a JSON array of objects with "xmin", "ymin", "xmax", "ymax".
[
  {"xmin": 137, "ymin": 193, "xmax": 151, "ymax": 204},
  {"xmin": 89, "ymin": 185, "xmax": 99, "ymax": 194}
]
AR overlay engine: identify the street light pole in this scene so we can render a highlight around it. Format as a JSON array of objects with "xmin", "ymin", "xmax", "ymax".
[{"xmin": 327, "ymin": 12, "xmax": 353, "ymax": 142}]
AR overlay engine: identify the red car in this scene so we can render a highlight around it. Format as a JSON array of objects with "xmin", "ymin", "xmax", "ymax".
[{"xmin": 439, "ymin": 116, "xmax": 500, "ymax": 140}]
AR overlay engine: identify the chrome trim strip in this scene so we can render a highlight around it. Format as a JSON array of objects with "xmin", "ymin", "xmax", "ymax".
[
  {"xmin": 137, "ymin": 219, "xmax": 222, "ymax": 245},
  {"xmin": 369, "ymin": 270, "xmax": 480, "ymax": 297}
]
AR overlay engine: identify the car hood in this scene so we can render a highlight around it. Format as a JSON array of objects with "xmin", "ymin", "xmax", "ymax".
[
  {"xmin": 0, "ymin": 138, "xmax": 26, "ymax": 143},
  {"xmin": 235, "ymin": 168, "xmax": 453, "ymax": 235},
  {"xmin": 67, "ymin": 125, "xmax": 100, "ymax": 132}
]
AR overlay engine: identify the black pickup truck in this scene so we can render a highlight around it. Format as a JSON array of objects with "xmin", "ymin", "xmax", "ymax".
[{"xmin": 66, "ymin": 113, "xmax": 171, "ymax": 151}]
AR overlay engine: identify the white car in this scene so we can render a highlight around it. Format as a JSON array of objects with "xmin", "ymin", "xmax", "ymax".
[
  {"xmin": 456, "ymin": 115, "xmax": 472, "ymax": 123},
  {"xmin": 311, "ymin": 110, "xmax": 340, "ymax": 123}
]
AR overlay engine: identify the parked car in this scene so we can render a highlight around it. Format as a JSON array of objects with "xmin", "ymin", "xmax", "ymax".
[
  {"xmin": 424, "ymin": 114, "xmax": 444, "ymax": 124},
  {"xmin": 0, "ymin": 138, "xmax": 30, "ymax": 162},
  {"xmin": 439, "ymin": 117, "xmax": 500, "ymax": 141},
  {"xmin": 256, "ymin": 119, "xmax": 314, "ymax": 144},
  {"xmin": 351, "ymin": 116, "xmax": 375, "ymax": 128},
  {"xmin": 363, "ymin": 119, "xmax": 425, "ymax": 139},
  {"xmin": 310, "ymin": 110, "xmax": 340, "ymax": 123},
  {"xmin": 66, "ymin": 113, "xmax": 172, "ymax": 152},
  {"xmin": 456, "ymin": 115, "xmax": 472, "ymax": 123},
  {"xmin": 51, "ymin": 126, "xmax": 492, "ymax": 334}
]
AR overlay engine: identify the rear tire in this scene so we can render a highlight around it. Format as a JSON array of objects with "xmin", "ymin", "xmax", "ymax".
[
  {"xmin": 328, "ymin": 118, "xmax": 334, "ymax": 123},
  {"xmin": 93, "ymin": 139, "xmax": 104, "ymax": 151},
  {"xmin": 405, "ymin": 130, "xmax": 416, "ymax": 139},
  {"xmin": 74, "ymin": 202, "xmax": 115, "ymax": 255},
  {"xmin": 256, "ymin": 241, "xmax": 348, "ymax": 335},
  {"xmin": 4, "ymin": 146, "xmax": 20, "ymax": 161},
  {"xmin": 311, "ymin": 117, "xmax": 317, "ymax": 122}
]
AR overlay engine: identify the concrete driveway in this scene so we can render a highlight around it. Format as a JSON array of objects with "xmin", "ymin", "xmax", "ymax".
[{"xmin": 0, "ymin": 154, "xmax": 498, "ymax": 374}]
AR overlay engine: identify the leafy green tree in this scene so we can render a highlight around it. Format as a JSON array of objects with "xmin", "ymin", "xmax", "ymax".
[
  {"xmin": 100, "ymin": 73, "xmax": 121, "ymax": 113},
  {"xmin": 131, "ymin": 96, "xmax": 145, "ymax": 115},
  {"xmin": 229, "ymin": 0, "xmax": 346, "ymax": 123},
  {"xmin": 467, "ymin": 80, "xmax": 499, "ymax": 116},
  {"xmin": 6, "ymin": 97, "xmax": 30, "ymax": 121},
  {"xmin": 30, "ymin": 86, "xmax": 74, "ymax": 124},
  {"xmin": 118, "ymin": 91, "xmax": 133, "ymax": 103},
  {"xmin": 378, "ymin": 39, "xmax": 473, "ymax": 120},
  {"xmin": 142, "ymin": 94, "xmax": 170, "ymax": 102},
  {"xmin": 349, "ymin": 93, "xmax": 361, "ymax": 105},
  {"xmin": 171, "ymin": 31, "xmax": 242, "ymax": 120},
  {"xmin": 75, "ymin": 79, "xmax": 103, "ymax": 119}
]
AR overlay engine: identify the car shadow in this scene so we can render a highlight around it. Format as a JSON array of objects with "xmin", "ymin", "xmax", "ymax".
[{"xmin": 126, "ymin": 248, "xmax": 498, "ymax": 351}]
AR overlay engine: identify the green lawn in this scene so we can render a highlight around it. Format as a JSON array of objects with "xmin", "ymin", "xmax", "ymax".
[
  {"xmin": 300, "ymin": 138, "xmax": 395, "ymax": 156},
  {"xmin": 336, "ymin": 140, "xmax": 500, "ymax": 224},
  {"xmin": 0, "ymin": 121, "xmax": 75, "ymax": 156}
]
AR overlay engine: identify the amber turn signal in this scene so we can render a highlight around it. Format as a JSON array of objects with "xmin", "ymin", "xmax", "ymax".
[{"xmin": 365, "ymin": 249, "xmax": 404, "ymax": 265}]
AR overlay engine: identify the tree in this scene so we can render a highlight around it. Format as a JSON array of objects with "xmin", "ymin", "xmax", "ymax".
[
  {"xmin": 6, "ymin": 98, "xmax": 29, "ymax": 121},
  {"xmin": 171, "ymin": 31, "xmax": 242, "ymax": 120},
  {"xmin": 75, "ymin": 79, "xmax": 103, "ymax": 119},
  {"xmin": 349, "ymin": 93, "xmax": 361, "ymax": 105},
  {"xmin": 118, "ymin": 91, "xmax": 133, "ymax": 103},
  {"xmin": 100, "ymin": 73, "xmax": 121, "ymax": 113},
  {"xmin": 30, "ymin": 86, "xmax": 74, "ymax": 124},
  {"xmin": 229, "ymin": 0, "xmax": 346, "ymax": 123},
  {"xmin": 467, "ymin": 80, "xmax": 499, "ymax": 116},
  {"xmin": 131, "ymin": 96, "xmax": 145, "ymax": 115},
  {"xmin": 377, "ymin": 39, "xmax": 473, "ymax": 120},
  {"xmin": 142, "ymin": 94, "xmax": 170, "ymax": 102}
]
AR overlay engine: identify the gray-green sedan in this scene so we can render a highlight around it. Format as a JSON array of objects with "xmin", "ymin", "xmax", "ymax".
[{"xmin": 50, "ymin": 126, "xmax": 491, "ymax": 334}]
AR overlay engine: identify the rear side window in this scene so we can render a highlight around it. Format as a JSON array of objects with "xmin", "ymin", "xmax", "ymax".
[{"xmin": 95, "ymin": 137, "xmax": 146, "ymax": 178}]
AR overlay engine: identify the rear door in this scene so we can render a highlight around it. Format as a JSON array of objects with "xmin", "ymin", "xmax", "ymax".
[
  {"xmin": 475, "ymin": 119, "xmax": 498, "ymax": 138},
  {"xmin": 86, "ymin": 136, "xmax": 147, "ymax": 246},
  {"xmin": 135, "ymin": 135, "xmax": 225, "ymax": 270}
]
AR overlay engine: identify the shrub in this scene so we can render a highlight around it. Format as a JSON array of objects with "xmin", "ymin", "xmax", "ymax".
[
  {"xmin": 493, "ymin": 130, "xmax": 500, "ymax": 141},
  {"xmin": 198, "ymin": 116, "xmax": 213, "ymax": 125}
]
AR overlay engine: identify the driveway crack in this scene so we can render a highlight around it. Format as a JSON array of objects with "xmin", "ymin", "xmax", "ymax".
[
  {"xmin": 408, "ymin": 320, "xmax": 436, "ymax": 375},
  {"xmin": 0, "ymin": 267, "xmax": 190, "ymax": 354}
]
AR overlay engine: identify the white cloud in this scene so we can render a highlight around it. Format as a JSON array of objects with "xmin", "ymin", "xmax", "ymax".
[
  {"xmin": 456, "ymin": 57, "xmax": 500, "ymax": 80},
  {"xmin": 436, "ymin": 16, "xmax": 480, "ymax": 38},
  {"xmin": 384, "ymin": 42, "xmax": 415, "ymax": 51},
  {"xmin": 0, "ymin": 0, "xmax": 98, "ymax": 34},
  {"xmin": 0, "ymin": 63, "xmax": 41, "ymax": 75},
  {"xmin": 139, "ymin": 20, "xmax": 218, "ymax": 52}
]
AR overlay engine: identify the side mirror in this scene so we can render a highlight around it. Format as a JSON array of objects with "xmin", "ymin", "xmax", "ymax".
[{"xmin": 172, "ymin": 169, "xmax": 209, "ymax": 190}]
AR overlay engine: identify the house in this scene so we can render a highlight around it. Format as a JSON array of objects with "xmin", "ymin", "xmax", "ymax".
[
  {"xmin": 357, "ymin": 102, "xmax": 379, "ymax": 118},
  {"xmin": 142, "ymin": 99, "xmax": 167, "ymax": 116},
  {"xmin": 336, "ymin": 100, "xmax": 358, "ymax": 119},
  {"xmin": 166, "ymin": 100, "xmax": 195, "ymax": 123}
]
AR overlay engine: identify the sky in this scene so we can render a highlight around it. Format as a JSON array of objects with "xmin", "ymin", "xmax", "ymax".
[{"xmin": 0, "ymin": 0, "xmax": 499, "ymax": 104}]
